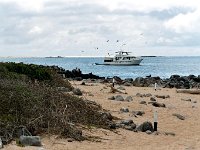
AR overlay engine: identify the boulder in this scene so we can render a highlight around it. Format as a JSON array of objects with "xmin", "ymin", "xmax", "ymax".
[
  {"xmin": 115, "ymin": 95, "xmax": 124, "ymax": 101},
  {"xmin": 136, "ymin": 121, "xmax": 153, "ymax": 132},
  {"xmin": 133, "ymin": 77, "xmax": 145, "ymax": 87},
  {"xmin": 125, "ymin": 96, "xmax": 133, "ymax": 102},
  {"xmin": 19, "ymin": 136, "xmax": 42, "ymax": 146},
  {"xmin": 124, "ymin": 78, "xmax": 133, "ymax": 83}
]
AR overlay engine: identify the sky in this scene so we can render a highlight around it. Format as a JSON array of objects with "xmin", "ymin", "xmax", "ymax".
[{"xmin": 0, "ymin": 0, "xmax": 200, "ymax": 57}]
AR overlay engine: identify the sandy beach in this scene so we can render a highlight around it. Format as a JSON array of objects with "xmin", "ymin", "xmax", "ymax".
[{"xmin": 4, "ymin": 81, "xmax": 200, "ymax": 150}]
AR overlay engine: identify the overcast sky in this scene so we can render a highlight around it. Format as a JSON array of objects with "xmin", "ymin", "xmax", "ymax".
[{"xmin": 0, "ymin": 0, "xmax": 200, "ymax": 57}]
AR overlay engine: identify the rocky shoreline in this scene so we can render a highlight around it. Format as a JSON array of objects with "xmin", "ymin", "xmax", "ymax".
[{"xmin": 55, "ymin": 67, "xmax": 200, "ymax": 89}]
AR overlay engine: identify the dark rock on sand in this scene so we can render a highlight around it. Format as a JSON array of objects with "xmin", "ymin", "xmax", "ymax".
[
  {"xmin": 136, "ymin": 121, "xmax": 153, "ymax": 132},
  {"xmin": 125, "ymin": 96, "xmax": 133, "ymax": 102},
  {"xmin": 120, "ymin": 107, "xmax": 129, "ymax": 113},
  {"xmin": 150, "ymin": 97, "xmax": 156, "ymax": 101},
  {"xmin": 155, "ymin": 95, "xmax": 170, "ymax": 99},
  {"xmin": 124, "ymin": 124, "xmax": 137, "ymax": 131},
  {"xmin": 115, "ymin": 95, "xmax": 124, "ymax": 101},
  {"xmin": 120, "ymin": 120, "xmax": 134, "ymax": 126},
  {"xmin": 140, "ymin": 101, "xmax": 147, "ymax": 105},
  {"xmin": 149, "ymin": 102, "xmax": 166, "ymax": 107}
]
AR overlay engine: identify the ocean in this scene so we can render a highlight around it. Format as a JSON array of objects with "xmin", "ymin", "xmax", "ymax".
[{"xmin": 0, "ymin": 56, "xmax": 200, "ymax": 79}]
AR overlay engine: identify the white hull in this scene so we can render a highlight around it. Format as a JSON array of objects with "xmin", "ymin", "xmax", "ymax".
[{"xmin": 103, "ymin": 59, "xmax": 142, "ymax": 65}]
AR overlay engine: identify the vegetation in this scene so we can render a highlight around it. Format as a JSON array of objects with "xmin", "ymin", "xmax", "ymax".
[{"xmin": 0, "ymin": 62, "xmax": 112, "ymax": 144}]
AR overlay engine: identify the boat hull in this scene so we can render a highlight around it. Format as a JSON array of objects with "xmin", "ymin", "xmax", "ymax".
[
  {"xmin": 95, "ymin": 59, "xmax": 143, "ymax": 66},
  {"xmin": 103, "ymin": 59, "xmax": 142, "ymax": 65}
]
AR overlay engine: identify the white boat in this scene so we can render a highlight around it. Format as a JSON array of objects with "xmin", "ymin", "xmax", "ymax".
[{"xmin": 97, "ymin": 51, "xmax": 143, "ymax": 66}]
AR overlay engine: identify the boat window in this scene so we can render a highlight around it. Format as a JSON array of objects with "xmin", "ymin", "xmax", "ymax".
[{"xmin": 104, "ymin": 60, "xmax": 113, "ymax": 62}]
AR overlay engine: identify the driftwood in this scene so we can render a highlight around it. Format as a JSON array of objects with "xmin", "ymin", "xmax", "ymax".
[
  {"xmin": 176, "ymin": 89, "xmax": 200, "ymax": 94},
  {"xmin": 108, "ymin": 85, "xmax": 127, "ymax": 94}
]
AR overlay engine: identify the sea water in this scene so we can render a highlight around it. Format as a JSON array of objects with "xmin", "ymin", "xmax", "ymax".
[{"xmin": 0, "ymin": 56, "xmax": 200, "ymax": 79}]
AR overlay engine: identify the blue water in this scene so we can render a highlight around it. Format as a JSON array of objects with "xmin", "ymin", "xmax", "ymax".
[{"xmin": 0, "ymin": 57, "xmax": 200, "ymax": 79}]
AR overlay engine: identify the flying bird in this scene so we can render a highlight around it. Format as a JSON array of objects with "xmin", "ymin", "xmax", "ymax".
[
  {"xmin": 116, "ymin": 40, "xmax": 119, "ymax": 42},
  {"xmin": 107, "ymin": 40, "xmax": 109, "ymax": 42}
]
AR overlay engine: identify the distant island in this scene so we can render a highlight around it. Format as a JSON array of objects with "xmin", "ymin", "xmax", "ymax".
[
  {"xmin": 141, "ymin": 56, "xmax": 157, "ymax": 57},
  {"xmin": 45, "ymin": 56, "xmax": 64, "ymax": 58}
]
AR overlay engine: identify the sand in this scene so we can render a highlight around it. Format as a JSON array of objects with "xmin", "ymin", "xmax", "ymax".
[{"xmin": 4, "ymin": 81, "xmax": 200, "ymax": 150}]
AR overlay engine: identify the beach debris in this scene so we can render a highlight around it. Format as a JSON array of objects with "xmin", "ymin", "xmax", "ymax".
[
  {"xmin": 136, "ymin": 121, "xmax": 153, "ymax": 132},
  {"xmin": 125, "ymin": 96, "xmax": 133, "ymax": 102},
  {"xmin": 109, "ymin": 85, "xmax": 126, "ymax": 94},
  {"xmin": 120, "ymin": 107, "xmax": 129, "ymax": 113},
  {"xmin": 149, "ymin": 102, "xmax": 166, "ymax": 107},
  {"xmin": 139, "ymin": 100, "xmax": 147, "ymax": 105},
  {"xmin": 150, "ymin": 97, "xmax": 156, "ymax": 101},
  {"xmin": 88, "ymin": 93, "xmax": 94, "ymax": 97},
  {"xmin": 164, "ymin": 132, "xmax": 176, "ymax": 136},
  {"xmin": 19, "ymin": 136, "xmax": 42, "ymax": 146},
  {"xmin": 172, "ymin": 113, "xmax": 185, "ymax": 120},
  {"xmin": 72, "ymin": 88, "xmax": 83, "ymax": 96},
  {"xmin": 181, "ymin": 98, "xmax": 192, "ymax": 102},
  {"xmin": 115, "ymin": 95, "xmax": 124, "ymax": 101},
  {"xmin": 176, "ymin": 89, "xmax": 200, "ymax": 94}
]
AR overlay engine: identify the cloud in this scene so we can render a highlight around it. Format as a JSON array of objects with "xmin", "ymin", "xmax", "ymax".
[
  {"xmin": 0, "ymin": 0, "xmax": 200, "ymax": 56},
  {"xmin": 164, "ymin": 9, "xmax": 200, "ymax": 33}
]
